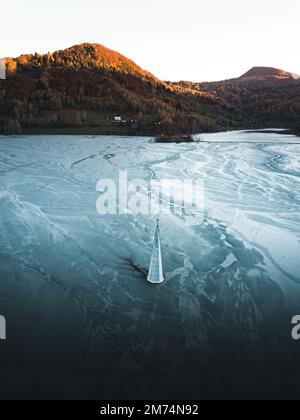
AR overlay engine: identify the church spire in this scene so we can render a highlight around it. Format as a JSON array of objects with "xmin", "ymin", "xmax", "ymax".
[{"xmin": 147, "ymin": 219, "xmax": 165, "ymax": 284}]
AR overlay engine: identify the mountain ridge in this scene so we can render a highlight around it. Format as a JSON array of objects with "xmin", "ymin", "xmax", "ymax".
[{"xmin": 1, "ymin": 43, "xmax": 299, "ymax": 135}]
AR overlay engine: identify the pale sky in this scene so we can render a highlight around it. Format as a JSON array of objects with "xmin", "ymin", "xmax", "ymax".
[{"xmin": 1, "ymin": 0, "xmax": 299, "ymax": 81}]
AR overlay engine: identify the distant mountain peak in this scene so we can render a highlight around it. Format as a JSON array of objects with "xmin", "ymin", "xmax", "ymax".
[{"xmin": 240, "ymin": 66, "xmax": 299, "ymax": 80}]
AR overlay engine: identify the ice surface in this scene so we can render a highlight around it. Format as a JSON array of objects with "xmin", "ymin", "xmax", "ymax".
[{"xmin": 0, "ymin": 131, "xmax": 300, "ymax": 399}]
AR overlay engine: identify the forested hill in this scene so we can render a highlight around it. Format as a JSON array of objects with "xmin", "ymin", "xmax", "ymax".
[
  {"xmin": 173, "ymin": 67, "xmax": 300, "ymax": 132},
  {"xmin": 0, "ymin": 44, "xmax": 299, "ymax": 135},
  {"xmin": 0, "ymin": 43, "xmax": 235, "ymax": 135}
]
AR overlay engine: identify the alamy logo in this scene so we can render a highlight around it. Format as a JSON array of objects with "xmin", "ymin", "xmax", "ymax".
[
  {"xmin": 0, "ymin": 58, "xmax": 6, "ymax": 80},
  {"xmin": 96, "ymin": 171, "xmax": 204, "ymax": 221},
  {"xmin": 291, "ymin": 316, "xmax": 300, "ymax": 341},
  {"xmin": 0, "ymin": 315, "xmax": 6, "ymax": 340}
]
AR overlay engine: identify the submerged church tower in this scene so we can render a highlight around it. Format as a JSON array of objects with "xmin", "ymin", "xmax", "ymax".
[{"xmin": 147, "ymin": 219, "xmax": 165, "ymax": 284}]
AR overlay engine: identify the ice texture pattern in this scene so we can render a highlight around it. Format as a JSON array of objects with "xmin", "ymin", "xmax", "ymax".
[{"xmin": 0, "ymin": 130, "xmax": 300, "ymax": 399}]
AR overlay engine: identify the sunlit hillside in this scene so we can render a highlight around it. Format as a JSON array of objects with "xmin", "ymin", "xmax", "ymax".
[
  {"xmin": 0, "ymin": 43, "xmax": 235, "ymax": 135},
  {"xmin": 1, "ymin": 45, "xmax": 299, "ymax": 135}
]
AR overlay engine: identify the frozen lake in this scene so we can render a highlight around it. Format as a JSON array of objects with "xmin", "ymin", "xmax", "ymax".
[{"xmin": 0, "ymin": 130, "xmax": 300, "ymax": 399}]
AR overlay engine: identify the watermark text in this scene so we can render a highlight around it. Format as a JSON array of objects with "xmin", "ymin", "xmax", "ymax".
[
  {"xmin": 291, "ymin": 315, "xmax": 300, "ymax": 340},
  {"xmin": 96, "ymin": 171, "xmax": 204, "ymax": 221},
  {"xmin": 0, "ymin": 315, "xmax": 6, "ymax": 340}
]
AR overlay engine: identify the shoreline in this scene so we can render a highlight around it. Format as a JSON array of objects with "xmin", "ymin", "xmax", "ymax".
[{"xmin": 0, "ymin": 127, "xmax": 298, "ymax": 138}]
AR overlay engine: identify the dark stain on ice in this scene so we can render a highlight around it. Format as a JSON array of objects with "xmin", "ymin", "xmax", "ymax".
[{"xmin": 122, "ymin": 257, "xmax": 148, "ymax": 279}]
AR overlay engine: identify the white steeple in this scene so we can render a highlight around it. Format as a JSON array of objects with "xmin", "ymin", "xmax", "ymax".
[{"xmin": 147, "ymin": 219, "xmax": 165, "ymax": 284}]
